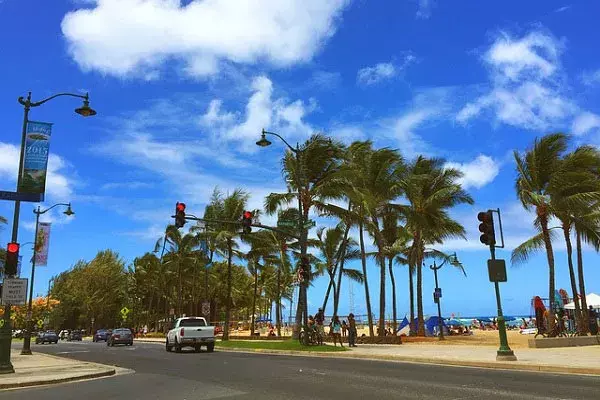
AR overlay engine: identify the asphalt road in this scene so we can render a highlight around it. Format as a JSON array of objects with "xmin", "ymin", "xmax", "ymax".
[{"xmin": 3, "ymin": 340, "xmax": 599, "ymax": 399}]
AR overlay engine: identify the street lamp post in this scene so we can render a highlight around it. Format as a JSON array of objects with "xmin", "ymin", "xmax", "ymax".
[
  {"xmin": 21, "ymin": 203, "xmax": 74, "ymax": 355},
  {"xmin": 429, "ymin": 252, "xmax": 462, "ymax": 340},
  {"xmin": 0, "ymin": 92, "xmax": 95, "ymax": 373}
]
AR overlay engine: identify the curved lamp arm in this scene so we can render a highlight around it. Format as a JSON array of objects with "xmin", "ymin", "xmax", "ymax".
[
  {"xmin": 36, "ymin": 203, "xmax": 71, "ymax": 215},
  {"xmin": 19, "ymin": 92, "xmax": 89, "ymax": 108},
  {"xmin": 262, "ymin": 129, "xmax": 298, "ymax": 153}
]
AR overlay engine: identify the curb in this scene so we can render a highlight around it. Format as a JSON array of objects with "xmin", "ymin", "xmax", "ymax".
[{"xmin": 0, "ymin": 369, "xmax": 115, "ymax": 390}]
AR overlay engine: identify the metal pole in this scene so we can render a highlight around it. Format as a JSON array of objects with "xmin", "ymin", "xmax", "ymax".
[
  {"xmin": 21, "ymin": 207, "xmax": 40, "ymax": 355},
  {"xmin": 434, "ymin": 266, "xmax": 444, "ymax": 340},
  {"xmin": 0, "ymin": 94, "xmax": 31, "ymax": 374},
  {"xmin": 490, "ymin": 244, "xmax": 517, "ymax": 361}
]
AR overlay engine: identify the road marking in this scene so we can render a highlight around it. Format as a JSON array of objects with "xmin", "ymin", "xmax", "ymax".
[{"xmin": 56, "ymin": 350, "xmax": 91, "ymax": 354}]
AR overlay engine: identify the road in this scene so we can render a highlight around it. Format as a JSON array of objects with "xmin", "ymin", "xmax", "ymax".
[{"xmin": 2, "ymin": 340, "xmax": 599, "ymax": 399}]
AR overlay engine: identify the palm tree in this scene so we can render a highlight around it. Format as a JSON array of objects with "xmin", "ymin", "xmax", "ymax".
[
  {"xmin": 399, "ymin": 156, "xmax": 473, "ymax": 336},
  {"xmin": 513, "ymin": 133, "xmax": 570, "ymax": 331},
  {"xmin": 205, "ymin": 187, "xmax": 249, "ymax": 340},
  {"xmin": 265, "ymin": 134, "xmax": 344, "ymax": 337}
]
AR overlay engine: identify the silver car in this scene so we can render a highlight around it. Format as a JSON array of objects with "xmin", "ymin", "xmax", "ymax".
[{"xmin": 107, "ymin": 328, "xmax": 133, "ymax": 346}]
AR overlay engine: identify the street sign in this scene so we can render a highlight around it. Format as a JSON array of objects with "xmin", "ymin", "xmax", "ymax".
[
  {"xmin": 37, "ymin": 320, "xmax": 43, "ymax": 328},
  {"xmin": 303, "ymin": 220, "xmax": 316, "ymax": 229},
  {"xmin": 120, "ymin": 307, "xmax": 130, "ymax": 316},
  {"xmin": 202, "ymin": 301, "xmax": 210, "ymax": 317},
  {"xmin": 434, "ymin": 288, "xmax": 442, "ymax": 299},
  {"xmin": 487, "ymin": 259, "xmax": 507, "ymax": 282},
  {"xmin": 0, "ymin": 190, "xmax": 43, "ymax": 203},
  {"xmin": 1, "ymin": 278, "xmax": 28, "ymax": 305},
  {"xmin": 277, "ymin": 220, "xmax": 296, "ymax": 228}
]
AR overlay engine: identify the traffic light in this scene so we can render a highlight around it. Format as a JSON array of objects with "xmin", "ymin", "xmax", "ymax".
[
  {"xmin": 242, "ymin": 211, "xmax": 253, "ymax": 234},
  {"xmin": 175, "ymin": 202, "xmax": 186, "ymax": 228},
  {"xmin": 5, "ymin": 242, "xmax": 20, "ymax": 277},
  {"xmin": 478, "ymin": 211, "xmax": 496, "ymax": 246}
]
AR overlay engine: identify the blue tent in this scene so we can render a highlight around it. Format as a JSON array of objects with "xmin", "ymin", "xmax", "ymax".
[{"xmin": 398, "ymin": 316, "xmax": 448, "ymax": 336}]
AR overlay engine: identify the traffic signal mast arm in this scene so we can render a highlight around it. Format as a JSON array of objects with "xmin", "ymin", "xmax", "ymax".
[{"xmin": 171, "ymin": 214, "xmax": 301, "ymax": 240}]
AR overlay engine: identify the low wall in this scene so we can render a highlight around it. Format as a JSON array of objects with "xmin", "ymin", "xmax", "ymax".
[
  {"xmin": 528, "ymin": 335, "xmax": 600, "ymax": 348},
  {"xmin": 227, "ymin": 335, "xmax": 293, "ymax": 341},
  {"xmin": 357, "ymin": 336, "xmax": 402, "ymax": 345}
]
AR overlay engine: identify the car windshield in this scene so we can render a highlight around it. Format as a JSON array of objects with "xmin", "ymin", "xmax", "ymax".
[
  {"xmin": 47, "ymin": 331, "xmax": 56, "ymax": 334},
  {"xmin": 179, "ymin": 318, "xmax": 206, "ymax": 327}
]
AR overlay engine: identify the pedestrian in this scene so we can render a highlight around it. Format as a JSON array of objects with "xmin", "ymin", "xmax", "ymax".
[
  {"xmin": 589, "ymin": 306, "xmax": 598, "ymax": 335},
  {"xmin": 315, "ymin": 308, "xmax": 325, "ymax": 345},
  {"xmin": 341, "ymin": 320, "xmax": 347, "ymax": 337},
  {"xmin": 348, "ymin": 313, "xmax": 357, "ymax": 347},
  {"xmin": 331, "ymin": 316, "xmax": 343, "ymax": 347}
]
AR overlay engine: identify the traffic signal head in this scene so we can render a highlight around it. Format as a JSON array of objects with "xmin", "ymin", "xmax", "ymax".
[
  {"xmin": 477, "ymin": 211, "xmax": 496, "ymax": 246},
  {"xmin": 242, "ymin": 211, "xmax": 253, "ymax": 234},
  {"xmin": 175, "ymin": 202, "xmax": 186, "ymax": 228},
  {"xmin": 5, "ymin": 242, "xmax": 20, "ymax": 277}
]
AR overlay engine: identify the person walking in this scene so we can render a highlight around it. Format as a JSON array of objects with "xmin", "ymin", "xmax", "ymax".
[
  {"xmin": 331, "ymin": 316, "xmax": 343, "ymax": 347},
  {"xmin": 341, "ymin": 320, "xmax": 348, "ymax": 337},
  {"xmin": 348, "ymin": 313, "xmax": 357, "ymax": 347},
  {"xmin": 315, "ymin": 308, "xmax": 325, "ymax": 345},
  {"xmin": 589, "ymin": 306, "xmax": 598, "ymax": 335}
]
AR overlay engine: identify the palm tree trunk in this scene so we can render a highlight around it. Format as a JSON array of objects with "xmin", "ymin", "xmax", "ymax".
[
  {"xmin": 408, "ymin": 263, "xmax": 415, "ymax": 335},
  {"xmin": 576, "ymin": 230, "xmax": 589, "ymax": 334},
  {"xmin": 322, "ymin": 277, "xmax": 334, "ymax": 311},
  {"xmin": 388, "ymin": 257, "xmax": 397, "ymax": 332},
  {"xmin": 359, "ymin": 219, "xmax": 375, "ymax": 337},
  {"xmin": 540, "ymin": 215, "xmax": 556, "ymax": 332},
  {"xmin": 276, "ymin": 262, "xmax": 282, "ymax": 337},
  {"xmin": 223, "ymin": 239, "xmax": 233, "ymax": 341},
  {"xmin": 371, "ymin": 217, "xmax": 386, "ymax": 337},
  {"xmin": 251, "ymin": 264, "xmax": 258, "ymax": 336},
  {"xmin": 333, "ymin": 229, "xmax": 350, "ymax": 319},
  {"xmin": 324, "ymin": 222, "xmax": 351, "ymax": 313},
  {"xmin": 414, "ymin": 234, "xmax": 426, "ymax": 336},
  {"xmin": 562, "ymin": 225, "xmax": 582, "ymax": 332}
]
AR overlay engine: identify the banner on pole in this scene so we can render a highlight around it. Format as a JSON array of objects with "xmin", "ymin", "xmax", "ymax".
[
  {"xmin": 18, "ymin": 121, "xmax": 53, "ymax": 197},
  {"xmin": 35, "ymin": 222, "xmax": 51, "ymax": 266},
  {"xmin": 17, "ymin": 256, "xmax": 22, "ymax": 277}
]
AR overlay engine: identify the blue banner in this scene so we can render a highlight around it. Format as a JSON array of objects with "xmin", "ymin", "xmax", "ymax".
[{"xmin": 18, "ymin": 121, "xmax": 53, "ymax": 196}]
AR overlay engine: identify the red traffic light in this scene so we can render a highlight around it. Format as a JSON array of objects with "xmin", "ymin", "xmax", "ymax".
[
  {"xmin": 243, "ymin": 211, "xmax": 252, "ymax": 219},
  {"xmin": 7, "ymin": 242, "xmax": 19, "ymax": 253},
  {"xmin": 176, "ymin": 202, "xmax": 186, "ymax": 212}
]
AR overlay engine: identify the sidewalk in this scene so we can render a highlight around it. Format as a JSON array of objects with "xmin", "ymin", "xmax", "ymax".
[
  {"xmin": 0, "ymin": 352, "xmax": 117, "ymax": 390},
  {"xmin": 135, "ymin": 337, "xmax": 600, "ymax": 375}
]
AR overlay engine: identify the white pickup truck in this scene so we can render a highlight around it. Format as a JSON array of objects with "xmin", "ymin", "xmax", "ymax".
[{"xmin": 166, "ymin": 317, "xmax": 215, "ymax": 353}]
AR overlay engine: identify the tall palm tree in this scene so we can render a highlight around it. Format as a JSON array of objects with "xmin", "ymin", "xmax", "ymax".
[
  {"xmin": 513, "ymin": 133, "xmax": 569, "ymax": 330},
  {"xmin": 399, "ymin": 156, "xmax": 473, "ymax": 336},
  {"xmin": 265, "ymin": 134, "xmax": 344, "ymax": 337},
  {"xmin": 205, "ymin": 187, "xmax": 249, "ymax": 340}
]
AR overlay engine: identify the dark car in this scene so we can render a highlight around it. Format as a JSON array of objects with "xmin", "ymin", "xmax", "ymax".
[
  {"xmin": 107, "ymin": 328, "xmax": 133, "ymax": 346},
  {"xmin": 35, "ymin": 331, "xmax": 59, "ymax": 344},
  {"xmin": 68, "ymin": 330, "xmax": 83, "ymax": 341},
  {"xmin": 93, "ymin": 329, "xmax": 111, "ymax": 342}
]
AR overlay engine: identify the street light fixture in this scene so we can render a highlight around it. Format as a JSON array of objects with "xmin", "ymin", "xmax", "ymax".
[
  {"xmin": 430, "ymin": 252, "xmax": 462, "ymax": 340},
  {"xmin": 21, "ymin": 202, "xmax": 74, "ymax": 356},
  {"xmin": 0, "ymin": 91, "xmax": 94, "ymax": 374}
]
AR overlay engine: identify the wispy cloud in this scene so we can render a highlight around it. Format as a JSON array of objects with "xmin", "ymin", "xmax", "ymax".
[
  {"xmin": 554, "ymin": 5, "xmax": 571, "ymax": 13},
  {"xmin": 356, "ymin": 54, "xmax": 416, "ymax": 86},
  {"xmin": 581, "ymin": 69, "xmax": 600, "ymax": 86},
  {"xmin": 415, "ymin": 0, "xmax": 434, "ymax": 19},
  {"xmin": 445, "ymin": 155, "xmax": 500, "ymax": 189},
  {"xmin": 101, "ymin": 181, "xmax": 154, "ymax": 191}
]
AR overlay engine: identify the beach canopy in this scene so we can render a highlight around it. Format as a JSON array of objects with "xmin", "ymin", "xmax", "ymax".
[
  {"xmin": 398, "ymin": 316, "xmax": 448, "ymax": 336},
  {"xmin": 564, "ymin": 293, "xmax": 600, "ymax": 310}
]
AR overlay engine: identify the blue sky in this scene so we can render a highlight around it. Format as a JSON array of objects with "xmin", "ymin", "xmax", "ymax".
[{"xmin": 1, "ymin": 0, "xmax": 600, "ymax": 318}]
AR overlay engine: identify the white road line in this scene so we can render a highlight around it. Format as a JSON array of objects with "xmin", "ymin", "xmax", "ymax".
[{"xmin": 56, "ymin": 350, "xmax": 91, "ymax": 354}]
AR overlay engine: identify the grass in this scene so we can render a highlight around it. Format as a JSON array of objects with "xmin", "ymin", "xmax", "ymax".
[{"xmin": 216, "ymin": 339, "xmax": 348, "ymax": 352}]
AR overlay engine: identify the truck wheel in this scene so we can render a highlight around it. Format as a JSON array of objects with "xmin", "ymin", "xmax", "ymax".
[
  {"xmin": 174, "ymin": 339, "xmax": 182, "ymax": 353},
  {"xmin": 166, "ymin": 338, "xmax": 172, "ymax": 352},
  {"xmin": 207, "ymin": 343, "xmax": 215, "ymax": 353}
]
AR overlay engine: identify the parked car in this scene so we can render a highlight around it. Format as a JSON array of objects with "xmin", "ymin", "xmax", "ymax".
[
  {"xmin": 93, "ymin": 329, "xmax": 111, "ymax": 342},
  {"xmin": 68, "ymin": 330, "xmax": 83, "ymax": 341},
  {"xmin": 35, "ymin": 331, "xmax": 59, "ymax": 344},
  {"xmin": 107, "ymin": 328, "xmax": 133, "ymax": 346},
  {"xmin": 166, "ymin": 317, "xmax": 215, "ymax": 353}
]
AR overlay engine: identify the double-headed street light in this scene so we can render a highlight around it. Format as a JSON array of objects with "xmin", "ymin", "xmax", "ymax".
[
  {"xmin": 430, "ymin": 252, "xmax": 462, "ymax": 340},
  {"xmin": 21, "ymin": 203, "xmax": 74, "ymax": 355},
  {"xmin": 0, "ymin": 91, "xmax": 94, "ymax": 374}
]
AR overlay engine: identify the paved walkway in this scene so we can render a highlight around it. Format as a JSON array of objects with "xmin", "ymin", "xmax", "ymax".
[
  {"xmin": 135, "ymin": 337, "xmax": 600, "ymax": 375},
  {"xmin": 0, "ymin": 352, "xmax": 116, "ymax": 389}
]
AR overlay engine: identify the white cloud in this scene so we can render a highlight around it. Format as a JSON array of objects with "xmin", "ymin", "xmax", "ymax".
[
  {"xmin": 61, "ymin": 0, "xmax": 349, "ymax": 78},
  {"xmin": 457, "ymin": 30, "xmax": 578, "ymax": 131},
  {"xmin": 445, "ymin": 155, "xmax": 500, "ymax": 189},
  {"xmin": 554, "ymin": 5, "xmax": 571, "ymax": 13},
  {"xmin": 101, "ymin": 181, "xmax": 154, "ymax": 190},
  {"xmin": 415, "ymin": 0, "xmax": 434, "ymax": 19},
  {"xmin": 356, "ymin": 55, "xmax": 415, "ymax": 86},
  {"xmin": 385, "ymin": 109, "xmax": 436, "ymax": 158},
  {"xmin": 572, "ymin": 112, "xmax": 600, "ymax": 136},
  {"xmin": 201, "ymin": 76, "xmax": 317, "ymax": 150},
  {"xmin": 581, "ymin": 69, "xmax": 600, "ymax": 86},
  {"xmin": 0, "ymin": 142, "xmax": 74, "ymax": 201}
]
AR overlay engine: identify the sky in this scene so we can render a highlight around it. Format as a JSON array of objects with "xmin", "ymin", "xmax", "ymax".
[{"xmin": 1, "ymin": 0, "xmax": 600, "ymax": 319}]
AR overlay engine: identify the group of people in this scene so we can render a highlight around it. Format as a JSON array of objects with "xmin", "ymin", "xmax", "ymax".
[{"xmin": 307, "ymin": 308, "xmax": 358, "ymax": 347}]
